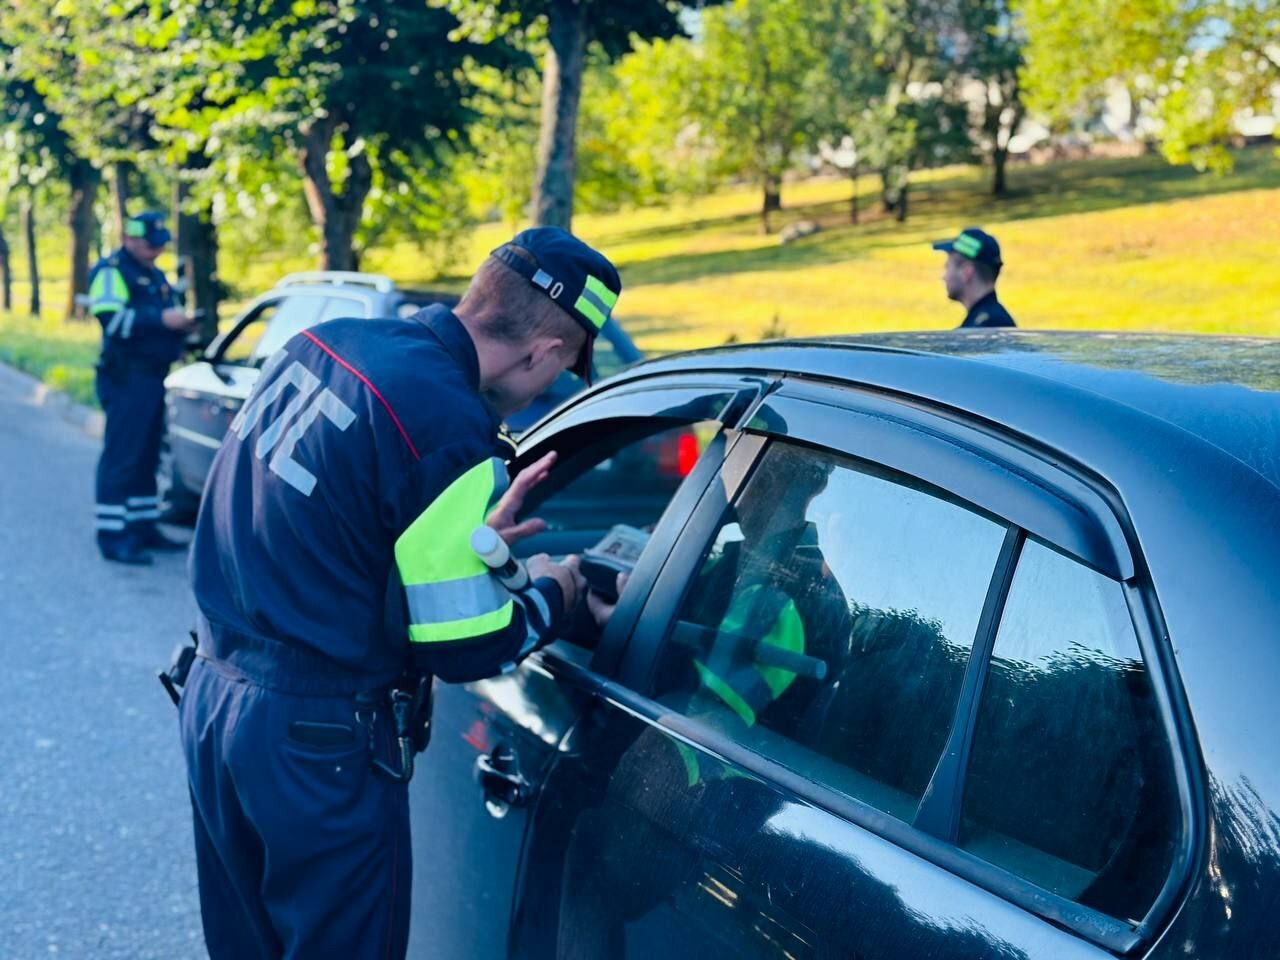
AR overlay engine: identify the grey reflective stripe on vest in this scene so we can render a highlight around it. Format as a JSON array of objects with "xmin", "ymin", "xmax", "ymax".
[{"xmin": 404, "ymin": 571, "xmax": 511, "ymax": 626}]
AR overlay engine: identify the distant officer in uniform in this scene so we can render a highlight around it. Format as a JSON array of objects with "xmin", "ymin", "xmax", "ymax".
[
  {"xmin": 88, "ymin": 211, "xmax": 197, "ymax": 564},
  {"xmin": 177, "ymin": 227, "xmax": 620, "ymax": 959},
  {"xmin": 932, "ymin": 227, "xmax": 1016, "ymax": 329}
]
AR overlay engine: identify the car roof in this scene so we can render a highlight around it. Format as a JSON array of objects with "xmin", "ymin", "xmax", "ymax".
[{"xmin": 626, "ymin": 331, "xmax": 1280, "ymax": 491}]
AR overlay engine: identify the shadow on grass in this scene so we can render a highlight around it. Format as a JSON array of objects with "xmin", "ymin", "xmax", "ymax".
[{"xmin": 619, "ymin": 146, "xmax": 1279, "ymax": 288}]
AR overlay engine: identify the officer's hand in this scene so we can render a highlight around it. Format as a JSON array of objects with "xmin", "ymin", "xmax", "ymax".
[
  {"xmin": 162, "ymin": 308, "xmax": 196, "ymax": 332},
  {"xmin": 586, "ymin": 572, "xmax": 629, "ymax": 629},
  {"xmin": 527, "ymin": 552, "xmax": 584, "ymax": 612},
  {"xmin": 487, "ymin": 451, "xmax": 557, "ymax": 545}
]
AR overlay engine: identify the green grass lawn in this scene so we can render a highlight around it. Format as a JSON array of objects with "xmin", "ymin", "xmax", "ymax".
[{"xmin": 3, "ymin": 145, "xmax": 1277, "ymax": 407}]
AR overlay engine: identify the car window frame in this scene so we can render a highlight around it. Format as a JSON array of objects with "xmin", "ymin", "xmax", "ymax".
[
  {"xmin": 205, "ymin": 295, "xmax": 286, "ymax": 365},
  {"xmin": 591, "ymin": 376, "xmax": 1198, "ymax": 955},
  {"xmin": 206, "ymin": 291, "xmax": 376, "ymax": 368},
  {"xmin": 513, "ymin": 374, "xmax": 777, "ymax": 677}
]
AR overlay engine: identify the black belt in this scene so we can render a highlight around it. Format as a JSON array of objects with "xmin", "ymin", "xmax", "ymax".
[
  {"xmin": 99, "ymin": 351, "xmax": 171, "ymax": 379},
  {"xmin": 197, "ymin": 617, "xmax": 400, "ymax": 697}
]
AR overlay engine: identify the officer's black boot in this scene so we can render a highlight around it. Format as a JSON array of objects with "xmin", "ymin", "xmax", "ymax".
[
  {"xmin": 138, "ymin": 524, "xmax": 189, "ymax": 552},
  {"xmin": 100, "ymin": 534, "xmax": 153, "ymax": 566}
]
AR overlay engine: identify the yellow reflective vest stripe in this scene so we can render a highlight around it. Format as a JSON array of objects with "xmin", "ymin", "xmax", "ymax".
[{"xmin": 395, "ymin": 457, "xmax": 513, "ymax": 644}]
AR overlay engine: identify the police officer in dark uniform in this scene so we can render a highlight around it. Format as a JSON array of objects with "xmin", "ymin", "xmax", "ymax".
[
  {"xmin": 932, "ymin": 226, "xmax": 1017, "ymax": 328},
  {"xmin": 176, "ymin": 227, "xmax": 619, "ymax": 959},
  {"xmin": 88, "ymin": 211, "xmax": 197, "ymax": 564}
]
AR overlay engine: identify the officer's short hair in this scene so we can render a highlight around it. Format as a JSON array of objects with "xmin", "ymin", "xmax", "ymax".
[
  {"xmin": 461, "ymin": 248, "xmax": 584, "ymax": 349},
  {"xmin": 972, "ymin": 259, "xmax": 1000, "ymax": 285}
]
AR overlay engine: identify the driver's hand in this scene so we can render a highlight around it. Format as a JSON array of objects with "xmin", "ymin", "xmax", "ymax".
[
  {"xmin": 487, "ymin": 451, "xmax": 556, "ymax": 545},
  {"xmin": 527, "ymin": 552, "xmax": 584, "ymax": 612},
  {"xmin": 162, "ymin": 308, "xmax": 197, "ymax": 332},
  {"xmin": 586, "ymin": 572, "xmax": 630, "ymax": 628}
]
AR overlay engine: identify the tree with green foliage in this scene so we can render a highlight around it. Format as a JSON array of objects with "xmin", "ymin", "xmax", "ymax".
[
  {"xmin": 447, "ymin": 0, "xmax": 721, "ymax": 230},
  {"xmin": 859, "ymin": 0, "xmax": 977, "ymax": 220},
  {"xmin": 0, "ymin": 31, "xmax": 91, "ymax": 319},
  {"xmin": 950, "ymin": 0, "xmax": 1027, "ymax": 196},
  {"xmin": 1015, "ymin": 0, "xmax": 1278, "ymax": 172},
  {"xmin": 685, "ymin": 0, "xmax": 828, "ymax": 233},
  {"xmin": 152, "ymin": 0, "xmax": 524, "ymax": 272},
  {"xmin": 806, "ymin": 0, "xmax": 884, "ymax": 222}
]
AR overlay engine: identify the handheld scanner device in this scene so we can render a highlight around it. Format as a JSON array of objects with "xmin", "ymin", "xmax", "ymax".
[{"xmin": 470, "ymin": 526, "xmax": 530, "ymax": 592}]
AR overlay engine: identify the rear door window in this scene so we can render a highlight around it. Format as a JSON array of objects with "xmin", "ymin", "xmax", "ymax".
[
  {"xmin": 959, "ymin": 539, "xmax": 1178, "ymax": 922},
  {"xmin": 650, "ymin": 441, "xmax": 1007, "ymax": 820}
]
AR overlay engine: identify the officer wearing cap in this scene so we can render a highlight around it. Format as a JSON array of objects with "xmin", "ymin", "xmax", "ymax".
[
  {"xmin": 931, "ymin": 227, "xmax": 1016, "ymax": 329},
  {"xmin": 87, "ymin": 211, "xmax": 198, "ymax": 564},
  {"xmin": 178, "ymin": 226, "xmax": 620, "ymax": 958}
]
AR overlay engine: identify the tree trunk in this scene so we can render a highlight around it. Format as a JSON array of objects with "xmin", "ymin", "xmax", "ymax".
[
  {"xmin": 880, "ymin": 169, "xmax": 897, "ymax": 213},
  {"xmin": 992, "ymin": 146, "xmax": 1009, "ymax": 197},
  {"xmin": 896, "ymin": 181, "xmax": 909, "ymax": 222},
  {"xmin": 300, "ymin": 116, "xmax": 372, "ymax": 272},
  {"xmin": 532, "ymin": 0, "xmax": 587, "ymax": 230},
  {"xmin": 760, "ymin": 173, "xmax": 782, "ymax": 235},
  {"xmin": 66, "ymin": 159, "xmax": 100, "ymax": 320},
  {"xmin": 112, "ymin": 160, "xmax": 131, "ymax": 239},
  {"xmin": 174, "ymin": 154, "xmax": 222, "ymax": 341},
  {"xmin": 23, "ymin": 193, "xmax": 39, "ymax": 317},
  {"xmin": 849, "ymin": 162, "xmax": 860, "ymax": 224},
  {"xmin": 0, "ymin": 221, "xmax": 11, "ymax": 312}
]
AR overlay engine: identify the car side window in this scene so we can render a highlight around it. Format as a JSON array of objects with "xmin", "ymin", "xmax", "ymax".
[
  {"xmin": 651, "ymin": 442, "xmax": 1007, "ymax": 821},
  {"xmin": 958, "ymin": 539, "xmax": 1178, "ymax": 923},
  {"xmin": 218, "ymin": 302, "xmax": 280, "ymax": 365},
  {"xmin": 249, "ymin": 294, "xmax": 347, "ymax": 364}
]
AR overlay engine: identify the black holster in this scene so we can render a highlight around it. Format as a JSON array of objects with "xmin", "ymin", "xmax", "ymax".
[
  {"xmin": 356, "ymin": 674, "xmax": 433, "ymax": 783},
  {"xmin": 159, "ymin": 631, "xmax": 199, "ymax": 707}
]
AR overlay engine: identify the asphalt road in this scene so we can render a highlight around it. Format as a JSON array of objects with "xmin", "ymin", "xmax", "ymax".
[{"xmin": 0, "ymin": 363, "xmax": 205, "ymax": 958}]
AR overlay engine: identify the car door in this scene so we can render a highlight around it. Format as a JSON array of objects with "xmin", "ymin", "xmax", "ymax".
[
  {"xmin": 505, "ymin": 381, "xmax": 1192, "ymax": 960},
  {"xmin": 405, "ymin": 374, "xmax": 771, "ymax": 960}
]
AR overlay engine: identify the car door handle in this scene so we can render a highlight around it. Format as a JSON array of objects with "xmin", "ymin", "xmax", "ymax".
[{"xmin": 475, "ymin": 746, "xmax": 531, "ymax": 815}]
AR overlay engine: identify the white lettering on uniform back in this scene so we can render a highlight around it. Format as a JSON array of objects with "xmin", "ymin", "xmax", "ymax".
[{"xmin": 230, "ymin": 356, "xmax": 358, "ymax": 496}]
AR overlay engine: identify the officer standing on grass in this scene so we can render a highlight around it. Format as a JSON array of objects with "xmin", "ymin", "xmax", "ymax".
[
  {"xmin": 88, "ymin": 211, "xmax": 198, "ymax": 564},
  {"xmin": 176, "ymin": 227, "xmax": 620, "ymax": 959},
  {"xmin": 932, "ymin": 226, "xmax": 1017, "ymax": 328}
]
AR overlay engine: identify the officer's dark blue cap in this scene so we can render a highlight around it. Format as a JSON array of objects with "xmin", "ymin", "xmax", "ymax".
[
  {"xmin": 932, "ymin": 226, "xmax": 1002, "ymax": 269},
  {"xmin": 124, "ymin": 211, "xmax": 171, "ymax": 247},
  {"xmin": 490, "ymin": 227, "xmax": 622, "ymax": 385}
]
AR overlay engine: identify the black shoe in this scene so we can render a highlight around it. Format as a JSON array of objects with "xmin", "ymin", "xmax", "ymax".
[
  {"xmin": 101, "ymin": 540, "xmax": 153, "ymax": 565},
  {"xmin": 139, "ymin": 527, "xmax": 189, "ymax": 552}
]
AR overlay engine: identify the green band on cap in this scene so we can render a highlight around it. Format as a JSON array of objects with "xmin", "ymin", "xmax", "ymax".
[
  {"xmin": 574, "ymin": 294, "xmax": 608, "ymax": 331},
  {"xmin": 125, "ymin": 220, "xmax": 147, "ymax": 238},
  {"xmin": 953, "ymin": 234, "xmax": 982, "ymax": 259},
  {"xmin": 584, "ymin": 274, "xmax": 618, "ymax": 310}
]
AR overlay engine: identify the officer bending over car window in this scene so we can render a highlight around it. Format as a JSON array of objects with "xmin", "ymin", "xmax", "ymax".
[
  {"xmin": 88, "ymin": 212, "xmax": 199, "ymax": 564},
  {"xmin": 171, "ymin": 227, "xmax": 621, "ymax": 959}
]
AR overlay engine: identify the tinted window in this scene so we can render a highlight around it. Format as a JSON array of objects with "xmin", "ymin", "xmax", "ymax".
[
  {"xmin": 652, "ymin": 443, "xmax": 1007, "ymax": 820},
  {"xmin": 249, "ymin": 294, "xmax": 337, "ymax": 362},
  {"xmin": 959, "ymin": 539, "xmax": 1177, "ymax": 921}
]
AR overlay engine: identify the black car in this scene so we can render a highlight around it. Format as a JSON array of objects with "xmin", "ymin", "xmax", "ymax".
[
  {"xmin": 409, "ymin": 331, "xmax": 1280, "ymax": 960},
  {"xmin": 160, "ymin": 271, "xmax": 642, "ymax": 517}
]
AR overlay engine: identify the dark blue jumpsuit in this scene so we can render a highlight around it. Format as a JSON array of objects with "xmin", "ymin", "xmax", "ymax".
[
  {"xmin": 88, "ymin": 249, "xmax": 186, "ymax": 552},
  {"xmin": 181, "ymin": 306, "xmax": 566, "ymax": 959}
]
